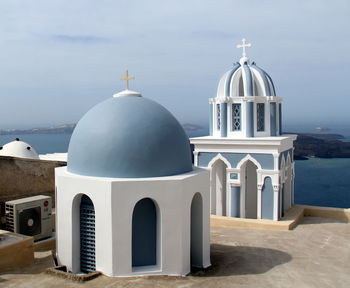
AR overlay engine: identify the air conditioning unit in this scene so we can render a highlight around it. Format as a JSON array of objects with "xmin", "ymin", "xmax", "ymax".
[{"xmin": 5, "ymin": 195, "xmax": 52, "ymax": 241}]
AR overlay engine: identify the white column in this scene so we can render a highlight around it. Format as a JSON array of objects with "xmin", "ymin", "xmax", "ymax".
[
  {"xmin": 257, "ymin": 184, "xmax": 263, "ymax": 219},
  {"xmin": 193, "ymin": 151, "xmax": 199, "ymax": 166},
  {"xmin": 273, "ymin": 153, "xmax": 279, "ymax": 171},
  {"xmin": 216, "ymin": 170, "xmax": 222, "ymax": 216},
  {"xmin": 226, "ymin": 181, "xmax": 231, "ymax": 217},
  {"xmin": 273, "ymin": 184, "xmax": 280, "ymax": 221}
]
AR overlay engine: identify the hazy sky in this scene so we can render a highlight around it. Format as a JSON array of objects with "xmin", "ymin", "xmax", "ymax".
[{"xmin": 0, "ymin": 0, "xmax": 349, "ymax": 129}]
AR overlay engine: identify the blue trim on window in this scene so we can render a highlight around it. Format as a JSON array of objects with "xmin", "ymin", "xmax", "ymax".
[{"xmin": 230, "ymin": 173, "xmax": 238, "ymax": 180}]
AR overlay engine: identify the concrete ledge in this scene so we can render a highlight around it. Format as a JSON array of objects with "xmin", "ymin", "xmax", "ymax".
[
  {"xmin": 46, "ymin": 265, "xmax": 101, "ymax": 282},
  {"xmin": 210, "ymin": 204, "xmax": 350, "ymax": 231},
  {"xmin": 211, "ymin": 214, "xmax": 296, "ymax": 231},
  {"xmin": 0, "ymin": 230, "xmax": 34, "ymax": 272},
  {"xmin": 300, "ymin": 205, "xmax": 350, "ymax": 222},
  {"xmin": 33, "ymin": 236, "xmax": 56, "ymax": 251}
]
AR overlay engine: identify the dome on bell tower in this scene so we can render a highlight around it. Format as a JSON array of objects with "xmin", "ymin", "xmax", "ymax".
[
  {"xmin": 217, "ymin": 38, "xmax": 276, "ymax": 98},
  {"xmin": 209, "ymin": 39, "xmax": 282, "ymax": 138},
  {"xmin": 216, "ymin": 61, "xmax": 276, "ymax": 98}
]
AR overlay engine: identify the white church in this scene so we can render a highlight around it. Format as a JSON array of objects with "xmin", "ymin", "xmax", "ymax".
[
  {"xmin": 52, "ymin": 38, "xmax": 296, "ymax": 277},
  {"xmin": 55, "ymin": 74, "xmax": 211, "ymax": 277},
  {"xmin": 191, "ymin": 39, "xmax": 297, "ymax": 221}
]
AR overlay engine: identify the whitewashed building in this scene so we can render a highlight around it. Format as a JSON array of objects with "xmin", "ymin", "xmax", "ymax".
[
  {"xmin": 191, "ymin": 39, "xmax": 297, "ymax": 221},
  {"xmin": 55, "ymin": 79, "xmax": 211, "ymax": 277}
]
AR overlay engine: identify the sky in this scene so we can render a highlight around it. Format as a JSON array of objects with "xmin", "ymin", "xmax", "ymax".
[{"xmin": 0, "ymin": 0, "xmax": 349, "ymax": 129}]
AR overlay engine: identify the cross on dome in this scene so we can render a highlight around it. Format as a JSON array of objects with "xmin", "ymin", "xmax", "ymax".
[
  {"xmin": 120, "ymin": 70, "xmax": 135, "ymax": 90},
  {"xmin": 236, "ymin": 38, "xmax": 252, "ymax": 58}
]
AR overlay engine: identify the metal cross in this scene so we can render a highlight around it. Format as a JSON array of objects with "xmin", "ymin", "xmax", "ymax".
[
  {"xmin": 236, "ymin": 38, "xmax": 252, "ymax": 58},
  {"xmin": 120, "ymin": 70, "xmax": 135, "ymax": 90}
]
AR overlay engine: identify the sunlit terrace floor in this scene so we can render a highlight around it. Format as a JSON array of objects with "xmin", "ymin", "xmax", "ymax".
[{"xmin": 1, "ymin": 216, "xmax": 349, "ymax": 288}]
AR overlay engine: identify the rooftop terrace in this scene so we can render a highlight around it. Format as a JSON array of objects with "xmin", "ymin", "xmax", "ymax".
[{"xmin": 0, "ymin": 215, "xmax": 349, "ymax": 288}]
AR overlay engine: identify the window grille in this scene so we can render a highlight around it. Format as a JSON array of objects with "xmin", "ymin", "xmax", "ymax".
[
  {"xmin": 257, "ymin": 103, "xmax": 265, "ymax": 131},
  {"xmin": 80, "ymin": 196, "xmax": 96, "ymax": 273},
  {"xmin": 232, "ymin": 104, "xmax": 241, "ymax": 131},
  {"xmin": 217, "ymin": 104, "xmax": 221, "ymax": 130}
]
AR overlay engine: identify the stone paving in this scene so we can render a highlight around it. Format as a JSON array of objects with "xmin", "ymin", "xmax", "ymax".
[{"xmin": 1, "ymin": 216, "xmax": 349, "ymax": 288}]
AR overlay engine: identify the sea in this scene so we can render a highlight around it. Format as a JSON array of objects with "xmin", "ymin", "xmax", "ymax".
[{"xmin": 1, "ymin": 122, "xmax": 350, "ymax": 209}]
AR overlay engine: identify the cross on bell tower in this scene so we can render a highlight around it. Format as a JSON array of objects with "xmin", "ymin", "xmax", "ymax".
[
  {"xmin": 120, "ymin": 70, "xmax": 135, "ymax": 90},
  {"xmin": 236, "ymin": 38, "xmax": 252, "ymax": 58}
]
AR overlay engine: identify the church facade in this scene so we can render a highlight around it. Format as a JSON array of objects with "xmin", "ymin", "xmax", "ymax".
[{"xmin": 191, "ymin": 40, "xmax": 297, "ymax": 221}]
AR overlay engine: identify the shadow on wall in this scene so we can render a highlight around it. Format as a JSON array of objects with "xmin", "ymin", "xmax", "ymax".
[{"xmin": 192, "ymin": 244, "xmax": 292, "ymax": 277}]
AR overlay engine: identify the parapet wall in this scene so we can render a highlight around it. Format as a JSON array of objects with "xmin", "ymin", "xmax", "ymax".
[{"xmin": 0, "ymin": 156, "xmax": 66, "ymax": 224}]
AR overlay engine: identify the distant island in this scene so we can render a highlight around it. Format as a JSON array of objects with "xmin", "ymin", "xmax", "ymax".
[
  {"xmin": 1, "ymin": 124, "xmax": 350, "ymax": 160},
  {"xmin": 292, "ymin": 133, "xmax": 350, "ymax": 160},
  {"xmin": 0, "ymin": 124, "xmax": 76, "ymax": 135}
]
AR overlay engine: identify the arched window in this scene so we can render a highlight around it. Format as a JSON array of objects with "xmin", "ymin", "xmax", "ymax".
[
  {"xmin": 257, "ymin": 103, "xmax": 265, "ymax": 131},
  {"xmin": 216, "ymin": 104, "xmax": 221, "ymax": 130},
  {"xmin": 232, "ymin": 104, "xmax": 241, "ymax": 131},
  {"xmin": 132, "ymin": 198, "xmax": 157, "ymax": 267}
]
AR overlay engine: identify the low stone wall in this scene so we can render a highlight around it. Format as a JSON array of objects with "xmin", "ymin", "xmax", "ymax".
[
  {"xmin": 210, "ymin": 205, "xmax": 350, "ymax": 231},
  {"xmin": 302, "ymin": 205, "xmax": 350, "ymax": 222},
  {"xmin": 0, "ymin": 156, "xmax": 66, "ymax": 224},
  {"xmin": 0, "ymin": 230, "xmax": 34, "ymax": 272}
]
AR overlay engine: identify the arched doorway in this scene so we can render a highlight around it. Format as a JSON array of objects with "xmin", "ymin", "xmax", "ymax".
[
  {"xmin": 262, "ymin": 177, "xmax": 274, "ymax": 219},
  {"xmin": 190, "ymin": 193, "xmax": 203, "ymax": 268},
  {"xmin": 80, "ymin": 195, "xmax": 96, "ymax": 273},
  {"xmin": 241, "ymin": 160, "xmax": 258, "ymax": 219},
  {"xmin": 210, "ymin": 159, "xmax": 228, "ymax": 216},
  {"xmin": 132, "ymin": 198, "xmax": 157, "ymax": 267}
]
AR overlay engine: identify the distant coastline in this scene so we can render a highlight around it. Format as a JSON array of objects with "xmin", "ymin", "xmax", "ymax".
[
  {"xmin": 0, "ymin": 124, "xmax": 76, "ymax": 135},
  {"xmin": 1, "ymin": 124, "xmax": 350, "ymax": 160}
]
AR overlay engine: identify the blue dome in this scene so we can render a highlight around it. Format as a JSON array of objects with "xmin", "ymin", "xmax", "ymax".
[{"xmin": 67, "ymin": 93, "xmax": 193, "ymax": 178}]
